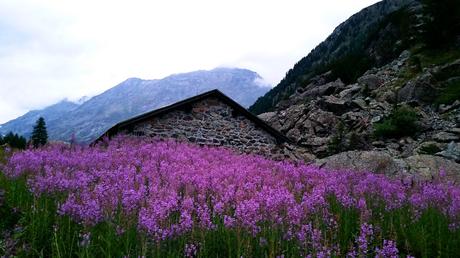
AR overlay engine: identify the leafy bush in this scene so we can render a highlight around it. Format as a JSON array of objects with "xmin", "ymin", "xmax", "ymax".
[{"xmin": 374, "ymin": 106, "xmax": 419, "ymax": 138}]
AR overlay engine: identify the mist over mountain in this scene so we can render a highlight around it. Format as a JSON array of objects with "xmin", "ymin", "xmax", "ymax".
[
  {"xmin": 0, "ymin": 68, "xmax": 271, "ymax": 143},
  {"xmin": 0, "ymin": 100, "xmax": 80, "ymax": 139}
]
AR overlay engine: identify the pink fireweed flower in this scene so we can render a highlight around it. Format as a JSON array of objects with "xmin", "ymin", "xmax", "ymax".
[
  {"xmin": 375, "ymin": 240, "xmax": 399, "ymax": 258},
  {"xmin": 3, "ymin": 135, "xmax": 460, "ymax": 249},
  {"xmin": 357, "ymin": 223, "xmax": 373, "ymax": 255}
]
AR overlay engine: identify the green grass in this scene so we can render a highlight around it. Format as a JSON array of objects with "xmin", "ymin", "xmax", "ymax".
[
  {"xmin": 0, "ymin": 175, "xmax": 303, "ymax": 257},
  {"xmin": 414, "ymin": 48, "xmax": 460, "ymax": 69},
  {"xmin": 435, "ymin": 80, "xmax": 460, "ymax": 105}
]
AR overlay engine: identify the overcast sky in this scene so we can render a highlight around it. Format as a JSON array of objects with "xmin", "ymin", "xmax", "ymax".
[{"xmin": 0, "ymin": 0, "xmax": 380, "ymax": 124}]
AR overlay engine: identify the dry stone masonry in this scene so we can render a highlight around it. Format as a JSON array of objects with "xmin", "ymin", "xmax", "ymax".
[
  {"xmin": 116, "ymin": 95, "xmax": 313, "ymax": 161},
  {"xmin": 126, "ymin": 97, "xmax": 277, "ymax": 154}
]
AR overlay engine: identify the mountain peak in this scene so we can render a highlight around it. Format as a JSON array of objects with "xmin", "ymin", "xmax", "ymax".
[{"xmin": 0, "ymin": 68, "xmax": 271, "ymax": 143}]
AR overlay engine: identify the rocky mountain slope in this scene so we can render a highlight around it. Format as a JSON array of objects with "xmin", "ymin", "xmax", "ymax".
[
  {"xmin": 256, "ymin": 0, "xmax": 460, "ymax": 178},
  {"xmin": 250, "ymin": 0, "xmax": 422, "ymax": 114},
  {"xmin": 0, "ymin": 68, "xmax": 271, "ymax": 143}
]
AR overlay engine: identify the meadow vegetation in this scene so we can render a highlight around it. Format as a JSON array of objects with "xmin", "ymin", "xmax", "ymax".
[{"xmin": 1, "ymin": 137, "xmax": 460, "ymax": 257}]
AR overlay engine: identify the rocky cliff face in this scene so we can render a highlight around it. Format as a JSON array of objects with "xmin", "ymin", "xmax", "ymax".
[
  {"xmin": 260, "ymin": 51, "xmax": 460, "ymax": 157},
  {"xmin": 250, "ymin": 0, "xmax": 422, "ymax": 114},
  {"xmin": 256, "ymin": 0, "xmax": 460, "ymax": 179},
  {"xmin": 260, "ymin": 49, "xmax": 460, "ymax": 178},
  {"xmin": 0, "ymin": 68, "xmax": 271, "ymax": 143}
]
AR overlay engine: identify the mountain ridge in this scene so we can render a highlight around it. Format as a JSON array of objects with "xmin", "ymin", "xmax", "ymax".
[
  {"xmin": 255, "ymin": 0, "xmax": 460, "ymax": 175},
  {"xmin": 249, "ymin": 0, "xmax": 421, "ymax": 114},
  {"xmin": 0, "ymin": 67, "xmax": 271, "ymax": 143}
]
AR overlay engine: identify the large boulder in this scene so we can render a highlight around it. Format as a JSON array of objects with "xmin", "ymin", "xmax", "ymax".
[
  {"xmin": 433, "ymin": 132, "xmax": 459, "ymax": 143},
  {"xmin": 316, "ymin": 151, "xmax": 460, "ymax": 181},
  {"xmin": 319, "ymin": 95, "xmax": 348, "ymax": 114},
  {"xmin": 303, "ymin": 79, "xmax": 345, "ymax": 99},
  {"xmin": 338, "ymin": 84, "xmax": 361, "ymax": 100},
  {"xmin": 316, "ymin": 151, "xmax": 406, "ymax": 176},
  {"xmin": 436, "ymin": 142, "xmax": 460, "ymax": 162},
  {"xmin": 358, "ymin": 74, "xmax": 384, "ymax": 91},
  {"xmin": 405, "ymin": 155, "xmax": 460, "ymax": 182},
  {"xmin": 257, "ymin": 112, "xmax": 277, "ymax": 122},
  {"xmin": 397, "ymin": 72, "xmax": 438, "ymax": 104}
]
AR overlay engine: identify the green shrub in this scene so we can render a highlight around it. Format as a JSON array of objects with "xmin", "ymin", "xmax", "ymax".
[
  {"xmin": 435, "ymin": 80, "xmax": 460, "ymax": 105},
  {"xmin": 374, "ymin": 106, "xmax": 419, "ymax": 138}
]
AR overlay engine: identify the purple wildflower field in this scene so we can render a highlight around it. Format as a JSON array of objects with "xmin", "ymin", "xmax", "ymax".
[{"xmin": 1, "ymin": 136, "xmax": 460, "ymax": 257}]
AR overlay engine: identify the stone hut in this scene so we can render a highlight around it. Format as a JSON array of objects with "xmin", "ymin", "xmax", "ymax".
[{"xmin": 97, "ymin": 90, "xmax": 312, "ymax": 161}]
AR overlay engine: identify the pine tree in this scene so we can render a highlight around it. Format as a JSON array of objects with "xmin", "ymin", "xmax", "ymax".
[
  {"xmin": 31, "ymin": 117, "xmax": 48, "ymax": 148},
  {"xmin": 3, "ymin": 132, "xmax": 27, "ymax": 149}
]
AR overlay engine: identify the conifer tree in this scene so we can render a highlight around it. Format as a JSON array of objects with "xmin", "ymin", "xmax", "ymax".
[
  {"xmin": 3, "ymin": 132, "xmax": 27, "ymax": 149},
  {"xmin": 31, "ymin": 117, "xmax": 48, "ymax": 148}
]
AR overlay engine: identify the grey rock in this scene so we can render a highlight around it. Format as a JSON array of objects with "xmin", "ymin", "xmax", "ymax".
[
  {"xmin": 439, "ymin": 100, "xmax": 460, "ymax": 113},
  {"xmin": 387, "ymin": 142, "xmax": 401, "ymax": 150},
  {"xmin": 303, "ymin": 79, "xmax": 345, "ymax": 99},
  {"xmin": 397, "ymin": 72, "xmax": 437, "ymax": 103},
  {"xmin": 358, "ymin": 74, "xmax": 384, "ymax": 91},
  {"xmin": 450, "ymin": 128, "xmax": 460, "ymax": 135},
  {"xmin": 380, "ymin": 91, "xmax": 397, "ymax": 104},
  {"xmin": 405, "ymin": 137, "xmax": 415, "ymax": 144},
  {"xmin": 301, "ymin": 136, "xmax": 331, "ymax": 147},
  {"xmin": 307, "ymin": 109, "xmax": 339, "ymax": 128},
  {"xmin": 405, "ymin": 155, "xmax": 460, "ymax": 181},
  {"xmin": 258, "ymin": 112, "xmax": 277, "ymax": 122},
  {"xmin": 341, "ymin": 111, "xmax": 369, "ymax": 131},
  {"xmin": 316, "ymin": 150, "xmax": 460, "ymax": 181},
  {"xmin": 319, "ymin": 95, "xmax": 348, "ymax": 114},
  {"xmin": 415, "ymin": 141, "xmax": 445, "ymax": 154},
  {"xmin": 433, "ymin": 132, "xmax": 459, "ymax": 142},
  {"xmin": 372, "ymin": 141, "xmax": 386, "ymax": 147},
  {"xmin": 351, "ymin": 98, "xmax": 367, "ymax": 110},
  {"xmin": 316, "ymin": 151, "xmax": 405, "ymax": 175},
  {"xmin": 371, "ymin": 115, "xmax": 382, "ymax": 123},
  {"xmin": 436, "ymin": 142, "xmax": 460, "ymax": 162},
  {"xmin": 399, "ymin": 50, "xmax": 411, "ymax": 59},
  {"xmin": 338, "ymin": 84, "xmax": 361, "ymax": 99}
]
